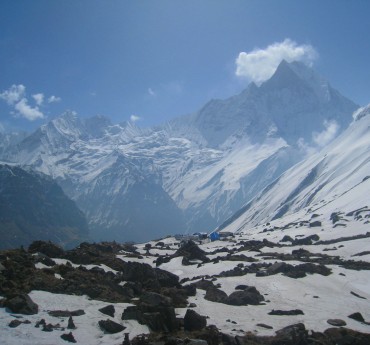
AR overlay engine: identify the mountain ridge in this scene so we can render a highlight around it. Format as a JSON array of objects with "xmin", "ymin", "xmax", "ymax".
[{"xmin": 0, "ymin": 61, "xmax": 359, "ymax": 241}]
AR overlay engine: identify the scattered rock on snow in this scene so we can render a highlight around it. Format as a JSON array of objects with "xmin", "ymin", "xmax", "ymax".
[
  {"xmin": 60, "ymin": 332, "xmax": 77, "ymax": 343},
  {"xmin": 348, "ymin": 312, "xmax": 365, "ymax": 323},
  {"xmin": 269, "ymin": 309, "xmax": 304, "ymax": 316},
  {"xmin": 98, "ymin": 319, "xmax": 126, "ymax": 334},
  {"xmin": 225, "ymin": 287, "xmax": 264, "ymax": 306},
  {"xmin": 98, "ymin": 304, "xmax": 115, "ymax": 317},
  {"xmin": 327, "ymin": 319, "xmax": 347, "ymax": 326}
]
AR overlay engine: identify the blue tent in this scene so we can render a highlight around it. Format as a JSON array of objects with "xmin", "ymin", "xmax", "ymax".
[{"xmin": 209, "ymin": 232, "xmax": 220, "ymax": 241}]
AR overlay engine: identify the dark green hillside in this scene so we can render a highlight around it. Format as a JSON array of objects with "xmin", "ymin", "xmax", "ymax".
[{"xmin": 0, "ymin": 164, "xmax": 89, "ymax": 249}]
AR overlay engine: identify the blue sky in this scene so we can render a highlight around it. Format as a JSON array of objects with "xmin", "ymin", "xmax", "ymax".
[{"xmin": 1, "ymin": 0, "xmax": 369, "ymax": 131}]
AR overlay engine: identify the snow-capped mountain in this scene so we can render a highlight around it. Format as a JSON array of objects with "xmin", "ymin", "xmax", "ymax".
[
  {"xmin": 218, "ymin": 104, "xmax": 370, "ymax": 234},
  {"xmin": 0, "ymin": 61, "xmax": 358, "ymax": 241}
]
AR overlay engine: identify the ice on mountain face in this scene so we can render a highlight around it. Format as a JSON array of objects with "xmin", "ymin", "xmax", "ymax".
[
  {"xmin": 0, "ymin": 61, "xmax": 360, "ymax": 241},
  {"xmin": 220, "ymin": 103, "xmax": 370, "ymax": 234}
]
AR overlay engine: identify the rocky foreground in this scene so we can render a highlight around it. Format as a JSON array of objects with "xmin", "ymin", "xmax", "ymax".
[{"xmin": 1, "ymin": 216, "xmax": 370, "ymax": 345}]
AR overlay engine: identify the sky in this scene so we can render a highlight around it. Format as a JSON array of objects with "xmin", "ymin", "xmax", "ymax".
[{"xmin": 0, "ymin": 0, "xmax": 370, "ymax": 132}]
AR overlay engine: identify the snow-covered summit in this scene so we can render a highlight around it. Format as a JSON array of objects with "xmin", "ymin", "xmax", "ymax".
[
  {"xmin": 219, "ymin": 103, "xmax": 370, "ymax": 234},
  {"xmin": 0, "ymin": 61, "xmax": 360, "ymax": 241}
]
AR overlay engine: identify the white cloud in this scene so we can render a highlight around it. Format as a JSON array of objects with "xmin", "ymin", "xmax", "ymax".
[
  {"xmin": 235, "ymin": 39, "xmax": 318, "ymax": 83},
  {"xmin": 312, "ymin": 120, "xmax": 339, "ymax": 147},
  {"xmin": 0, "ymin": 84, "xmax": 62, "ymax": 121},
  {"xmin": 32, "ymin": 93, "xmax": 44, "ymax": 106},
  {"xmin": 48, "ymin": 95, "xmax": 61, "ymax": 103},
  {"xmin": 0, "ymin": 84, "xmax": 26, "ymax": 105},
  {"xmin": 130, "ymin": 115, "xmax": 141, "ymax": 122},
  {"xmin": 14, "ymin": 98, "xmax": 44, "ymax": 121}
]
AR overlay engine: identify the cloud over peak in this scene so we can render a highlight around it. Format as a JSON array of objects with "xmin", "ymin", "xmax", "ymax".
[
  {"xmin": 130, "ymin": 114, "xmax": 141, "ymax": 123},
  {"xmin": 235, "ymin": 39, "xmax": 318, "ymax": 84},
  {"xmin": 0, "ymin": 84, "xmax": 61, "ymax": 121}
]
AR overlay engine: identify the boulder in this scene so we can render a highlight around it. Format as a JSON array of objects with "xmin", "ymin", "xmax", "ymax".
[
  {"xmin": 140, "ymin": 291, "xmax": 172, "ymax": 307},
  {"xmin": 204, "ymin": 287, "xmax": 228, "ymax": 303},
  {"xmin": 348, "ymin": 312, "xmax": 365, "ymax": 323},
  {"xmin": 184, "ymin": 309, "xmax": 207, "ymax": 331},
  {"xmin": 67, "ymin": 316, "xmax": 76, "ymax": 329},
  {"xmin": 98, "ymin": 304, "xmax": 115, "ymax": 317},
  {"xmin": 98, "ymin": 319, "xmax": 126, "ymax": 334},
  {"xmin": 60, "ymin": 332, "xmax": 77, "ymax": 343},
  {"xmin": 4, "ymin": 294, "xmax": 38, "ymax": 315},
  {"xmin": 327, "ymin": 319, "xmax": 347, "ymax": 327},
  {"xmin": 225, "ymin": 287, "xmax": 264, "ymax": 306}
]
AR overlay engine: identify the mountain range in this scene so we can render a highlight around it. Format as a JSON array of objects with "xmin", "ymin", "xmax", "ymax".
[{"xmin": 0, "ymin": 60, "xmax": 359, "ymax": 243}]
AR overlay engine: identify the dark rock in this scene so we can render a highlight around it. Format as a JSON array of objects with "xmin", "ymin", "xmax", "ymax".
[
  {"xmin": 141, "ymin": 306, "xmax": 178, "ymax": 332},
  {"xmin": 191, "ymin": 279, "xmax": 215, "ymax": 291},
  {"xmin": 184, "ymin": 309, "xmax": 207, "ymax": 331},
  {"xmin": 323, "ymin": 326, "xmax": 370, "ymax": 344},
  {"xmin": 269, "ymin": 309, "xmax": 304, "ymax": 315},
  {"xmin": 183, "ymin": 284, "xmax": 196, "ymax": 296},
  {"xmin": 48, "ymin": 309, "xmax": 85, "ymax": 317},
  {"xmin": 189, "ymin": 303, "xmax": 197, "ymax": 308},
  {"xmin": 99, "ymin": 319, "xmax": 126, "ymax": 334},
  {"xmin": 225, "ymin": 287, "xmax": 264, "ymax": 306},
  {"xmin": 4, "ymin": 294, "xmax": 38, "ymax": 315},
  {"xmin": 42, "ymin": 323, "xmax": 55, "ymax": 332},
  {"xmin": 235, "ymin": 284, "xmax": 248, "ymax": 290},
  {"xmin": 28, "ymin": 240, "xmax": 65, "ymax": 258},
  {"xmin": 309, "ymin": 221, "xmax": 322, "ymax": 227},
  {"xmin": 60, "ymin": 332, "xmax": 77, "ymax": 343},
  {"xmin": 8, "ymin": 319, "xmax": 23, "ymax": 328},
  {"xmin": 281, "ymin": 235, "xmax": 294, "ymax": 242},
  {"xmin": 67, "ymin": 316, "xmax": 76, "ymax": 329},
  {"xmin": 175, "ymin": 241, "xmax": 209, "ymax": 265},
  {"xmin": 122, "ymin": 305, "xmax": 178, "ymax": 332},
  {"xmin": 140, "ymin": 291, "xmax": 172, "ymax": 306},
  {"xmin": 35, "ymin": 319, "xmax": 46, "ymax": 328},
  {"xmin": 204, "ymin": 287, "xmax": 228, "ymax": 303},
  {"xmin": 256, "ymin": 323, "xmax": 273, "ymax": 329},
  {"xmin": 327, "ymin": 318, "xmax": 347, "ymax": 326},
  {"xmin": 275, "ymin": 323, "xmax": 308, "ymax": 342},
  {"xmin": 350, "ymin": 291, "xmax": 367, "ymax": 299},
  {"xmin": 122, "ymin": 306, "xmax": 141, "ymax": 321},
  {"xmin": 161, "ymin": 287, "xmax": 188, "ymax": 308},
  {"xmin": 293, "ymin": 234, "xmax": 320, "ymax": 245},
  {"xmin": 348, "ymin": 312, "xmax": 365, "ymax": 323},
  {"xmin": 99, "ymin": 304, "xmax": 115, "ymax": 317}
]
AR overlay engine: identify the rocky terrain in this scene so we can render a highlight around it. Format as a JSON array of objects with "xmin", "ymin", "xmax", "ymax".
[{"xmin": 1, "ymin": 203, "xmax": 369, "ymax": 345}]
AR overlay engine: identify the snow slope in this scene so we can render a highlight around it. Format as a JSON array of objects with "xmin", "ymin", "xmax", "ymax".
[{"xmin": 218, "ymin": 104, "xmax": 370, "ymax": 234}]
